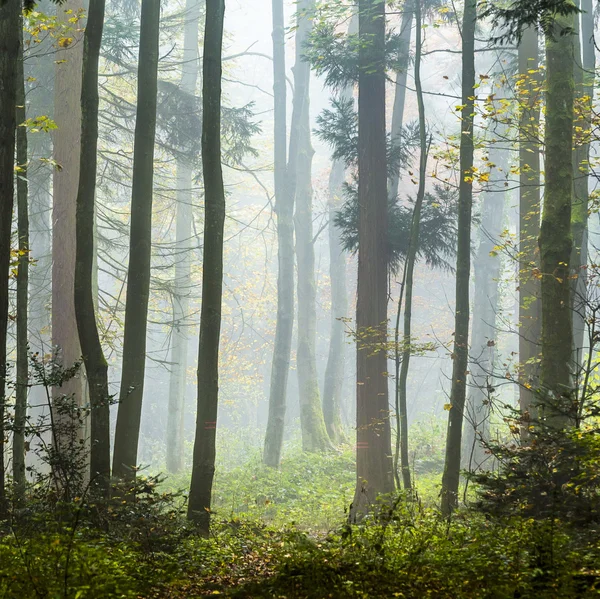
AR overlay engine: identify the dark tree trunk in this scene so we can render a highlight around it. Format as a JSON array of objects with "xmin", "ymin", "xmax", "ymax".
[
  {"xmin": 166, "ymin": 0, "xmax": 201, "ymax": 475},
  {"xmin": 14, "ymin": 20, "xmax": 29, "ymax": 503},
  {"xmin": 350, "ymin": 0, "xmax": 394, "ymax": 520},
  {"xmin": 187, "ymin": 0, "xmax": 226, "ymax": 535},
  {"xmin": 0, "ymin": 0, "xmax": 20, "ymax": 515},
  {"xmin": 539, "ymin": 13, "xmax": 575, "ymax": 426},
  {"xmin": 112, "ymin": 0, "xmax": 161, "ymax": 482},
  {"xmin": 74, "ymin": 0, "xmax": 111, "ymax": 497},
  {"xmin": 440, "ymin": 0, "xmax": 476, "ymax": 517},
  {"xmin": 263, "ymin": 0, "xmax": 293, "ymax": 468},
  {"xmin": 518, "ymin": 26, "xmax": 542, "ymax": 424}
]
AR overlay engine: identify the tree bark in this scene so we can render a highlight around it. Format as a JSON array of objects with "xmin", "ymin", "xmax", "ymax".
[
  {"xmin": 187, "ymin": 0, "xmax": 226, "ymax": 535},
  {"xmin": 14, "ymin": 20, "xmax": 29, "ymax": 503},
  {"xmin": 113, "ymin": 0, "xmax": 161, "ymax": 482},
  {"xmin": 350, "ymin": 0, "xmax": 394, "ymax": 520},
  {"xmin": 518, "ymin": 26, "xmax": 542, "ymax": 424},
  {"xmin": 74, "ymin": 0, "xmax": 111, "ymax": 497},
  {"xmin": 539, "ymin": 11, "xmax": 575, "ymax": 426},
  {"xmin": 293, "ymin": 0, "xmax": 332, "ymax": 453},
  {"xmin": 440, "ymin": 0, "xmax": 476, "ymax": 517},
  {"xmin": 0, "ymin": 0, "xmax": 20, "ymax": 515},
  {"xmin": 263, "ymin": 0, "xmax": 293, "ymax": 468},
  {"xmin": 166, "ymin": 0, "xmax": 201, "ymax": 475}
]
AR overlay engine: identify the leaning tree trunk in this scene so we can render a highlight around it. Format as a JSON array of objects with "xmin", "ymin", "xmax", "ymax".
[
  {"xmin": 388, "ymin": 1, "xmax": 413, "ymax": 201},
  {"xmin": 14, "ymin": 20, "xmax": 29, "ymax": 504},
  {"xmin": 395, "ymin": 0, "xmax": 427, "ymax": 493},
  {"xmin": 74, "ymin": 0, "xmax": 111, "ymax": 497},
  {"xmin": 294, "ymin": 0, "xmax": 332, "ymax": 453},
  {"xmin": 0, "ymin": 0, "xmax": 20, "ymax": 515},
  {"xmin": 166, "ymin": 0, "xmax": 201, "ymax": 475},
  {"xmin": 350, "ymin": 0, "xmax": 394, "ymax": 520},
  {"xmin": 518, "ymin": 26, "xmax": 542, "ymax": 425},
  {"xmin": 539, "ymin": 12, "xmax": 575, "ymax": 427},
  {"xmin": 53, "ymin": 0, "xmax": 86, "ymax": 472},
  {"xmin": 112, "ymin": 0, "xmax": 161, "ymax": 482},
  {"xmin": 440, "ymin": 0, "xmax": 476, "ymax": 517},
  {"xmin": 462, "ymin": 126, "xmax": 508, "ymax": 470},
  {"xmin": 263, "ymin": 0, "xmax": 293, "ymax": 468},
  {"xmin": 187, "ymin": 0, "xmax": 226, "ymax": 536}
]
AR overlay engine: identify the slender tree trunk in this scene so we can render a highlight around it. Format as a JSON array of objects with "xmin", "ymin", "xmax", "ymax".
[
  {"xmin": 396, "ymin": 0, "xmax": 427, "ymax": 492},
  {"xmin": 0, "ymin": 0, "xmax": 20, "ymax": 515},
  {"xmin": 350, "ymin": 0, "xmax": 394, "ymax": 520},
  {"xmin": 187, "ymin": 0, "xmax": 226, "ymax": 535},
  {"xmin": 440, "ymin": 0, "xmax": 476, "ymax": 517},
  {"xmin": 74, "ymin": 0, "xmax": 111, "ymax": 496},
  {"xmin": 113, "ymin": 0, "xmax": 161, "ymax": 482},
  {"xmin": 518, "ymin": 27, "xmax": 542, "ymax": 423},
  {"xmin": 166, "ymin": 0, "xmax": 201, "ymax": 475},
  {"xmin": 539, "ymin": 12, "xmax": 575, "ymax": 426},
  {"xmin": 293, "ymin": 0, "xmax": 332, "ymax": 453},
  {"xmin": 53, "ymin": 0, "xmax": 86, "ymax": 471},
  {"xmin": 463, "ymin": 130, "xmax": 507, "ymax": 470},
  {"xmin": 323, "ymin": 158, "xmax": 348, "ymax": 445},
  {"xmin": 388, "ymin": 2, "xmax": 413, "ymax": 201},
  {"xmin": 14, "ymin": 21, "xmax": 29, "ymax": 503},
  {"xmin": 571, "ymin": 0, "xmax": 593, "ymax": 375},
  {"xmin": 263, "ymin": 0, "xmax": 292, "ymax": 468}
]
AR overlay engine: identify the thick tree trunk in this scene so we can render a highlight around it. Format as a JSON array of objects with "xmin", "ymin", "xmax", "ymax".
[
  {"xmin": 74, "ymin": 0, "xmax": 111, "ymax": 497},
  {"xmin": 187, "ymin": 0, "xmax": 226, "ymax": 535},
  {"xmin": 388, "ymin": 2, "xmax": 413, "ymax": 201},
  {"xmin": 14, "ymin": 22, "xmax": 29, "ymax": 503},
  {"xmin": 518, "ymin": 27, "xmax": 542, "ymax": 423},
  {"xmin": 539, "ymin": 13, "xmax": 575, "ymax": 426},
  {"xmin": 440, "ymin": 0, "xmax": 476, "ymax": 517},
  {"xmin": 463, "ymin": 131, "xmax": 507, "ymax": 470},
  {"xmin": 293, "ymin": 0, "xmax": 332, "ymax": 453},
  {"xmin": 395, "ymin": 0, "xmax": 427, "ymax": 492},
  {"xmin": 53, "ymin": 0, "xmax": 86, "ymax": 472},
  {"xmin": 0, "ymin": 0, "xmax": 20, "ymax": 515},
  {"xmin": 263, "ymin": 0, "xmax": 293, "ymax": 468},
  {"xmin": 113, "ymin": 0, "xmax": 161, "ymax": 482},
  {"xmin": 350, "ymin": 0, "xmax": 394, "ymax": 520},
  {"xmin": 166, "ymin": 0, "xmax": 201, "ymax": 475}
]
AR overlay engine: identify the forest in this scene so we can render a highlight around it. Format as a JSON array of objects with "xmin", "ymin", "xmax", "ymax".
[{"xmin": 0, "ymin": 0, "xmax": 599, "ymax": 596}]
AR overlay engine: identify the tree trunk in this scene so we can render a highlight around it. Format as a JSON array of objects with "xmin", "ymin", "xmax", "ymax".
[
  {"xmin": 263, "ymin": 0, "xmax": 293, "ymax": 468},
  {"xmin": 350, "ymin": 0, "xmax": 394, "ymax": 520},
  {"xmin": 395, "ymin": 0, "xmax": 427, "ymax": 492},
  {"xmin": 518, "ymin": 26, "xmax": 542, "ymax": 424},
  {"xmin": 571, "ymin": 0, "xmax": 593, "ymax": 377},
  {"xmin": 0, "ymin": 0, "xmax": 20, "ymax": 515},
  {"xmin": 539, "ymin": 12, "xmax": 575, "ymax": 426},
  {"xmin": 388, "ymin": 2, "xmax": 413, "ymax": 201},
  {"xmin": 166, "ymin": 0, "xmax": 201, "ymax": 475},
  {"xmin": 463, "ymin": 129, "xmax": 507, "ymax": 470},
  {"xmin": 293, "ymin": 0, "xmax": 332, "ymax": 453},
  {"xmin": 113, "ymin": 0, "xmax": 161, "ymax": 482},
  {"xmin": 14, "ymin": 20, "xmax": 29, "ymax": 503},
  {"xmin": 53, "ymin": 0, "xmax": 86, "ymax": 475},
  {"xmin": 74, "ymin": 0, "xmax": 111, "ymax": 497},
  {"xmin": 440, "ymin": 0, "xmax": 476, "ymax": 517},
  {"xmin": 187, "ymin": 0, "xmax": 226, "ymax": 535}
]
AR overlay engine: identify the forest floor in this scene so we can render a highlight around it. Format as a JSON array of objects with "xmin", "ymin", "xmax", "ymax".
[{"xmin": 2, "ymin": 431, "xmax": 600, "ymax": 598}]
